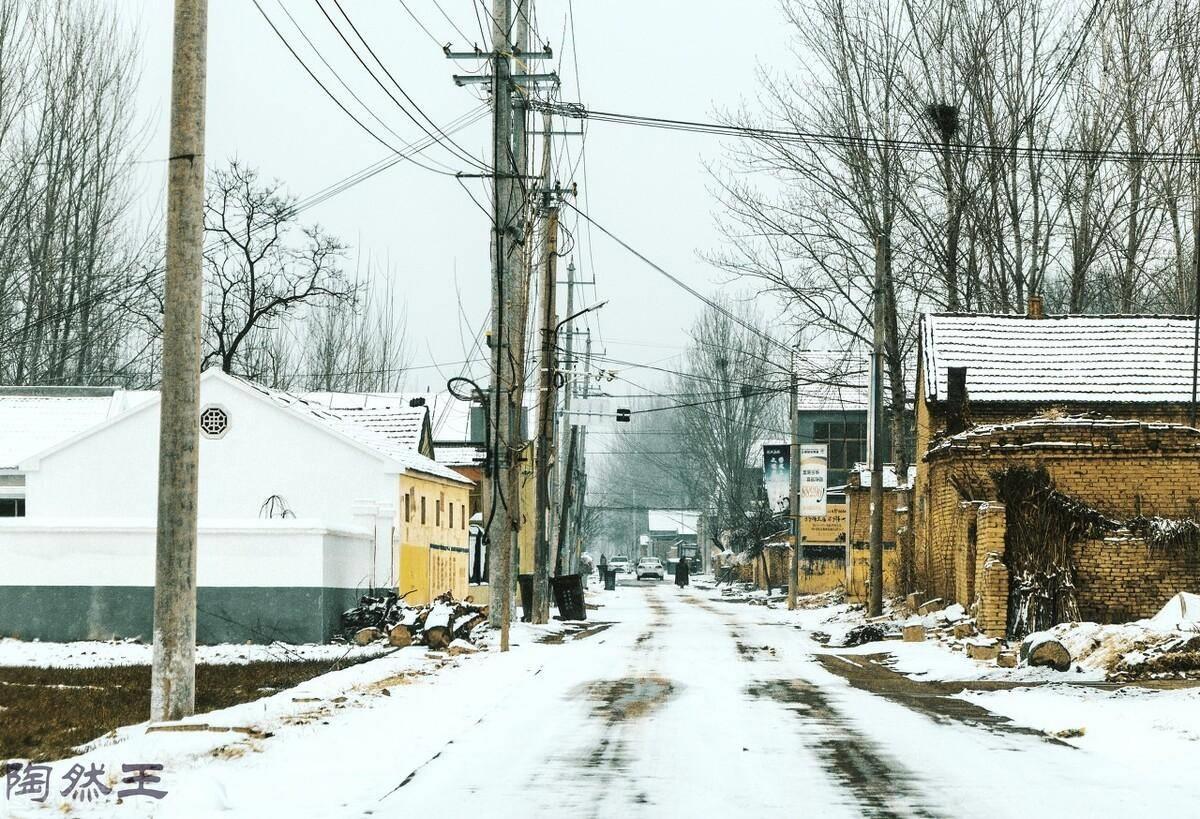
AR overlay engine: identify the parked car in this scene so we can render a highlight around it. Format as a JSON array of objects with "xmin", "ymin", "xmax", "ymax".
[
  {"xmin": 608, "ymin": 555, "xmax": 632, "ymax": 575},
  {"xmin": 636, "ymin": 557, "xmax": 665, "ymax": 581}
]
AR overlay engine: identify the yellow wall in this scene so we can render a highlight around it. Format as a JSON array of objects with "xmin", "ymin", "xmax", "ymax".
[
  {"xmin": 397, "ymin": 471, "xmax": 472, "ymax": 605},
  {"xmin": 844, "ymin": 486, "xmax": 902, "ymax": 602}
]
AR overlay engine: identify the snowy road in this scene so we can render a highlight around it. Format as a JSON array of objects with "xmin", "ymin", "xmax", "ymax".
[{"xmin": 30, "ymin": 583, "xmax": 1200, "ymax": 818}]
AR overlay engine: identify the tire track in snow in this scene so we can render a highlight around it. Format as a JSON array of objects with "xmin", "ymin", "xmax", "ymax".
[{"xmin": 683, "ymin": 591, "xmax": 943, "ymax": 819}]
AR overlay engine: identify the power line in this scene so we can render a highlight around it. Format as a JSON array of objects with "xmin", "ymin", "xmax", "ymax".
[
  {"xmin": 252, "ymin": 0, "xmax": 463, "ymax": 176},
  {"xmin": 322, "ymin": 0, "xmax": 493, "ymax": 173},
  {"xmin": 533, "ymin": 100, "xmax": 1200, "ymax": 166},
  {"xmin": 562, "ymin": 201, "xmax": 796, "ymax": 356}
]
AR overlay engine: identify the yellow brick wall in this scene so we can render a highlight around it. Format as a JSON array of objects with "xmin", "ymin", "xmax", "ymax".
[
  {"xmin": 397, "ymin": 472, "xmax": 472, "ymax": 605},
  {"xmin": 1072, "ymin": 537, "xmax": 1200, "ymax": 622},
  {"xmin": 844, "ymin": 485, "xmax": 902, "ymax": 601}
]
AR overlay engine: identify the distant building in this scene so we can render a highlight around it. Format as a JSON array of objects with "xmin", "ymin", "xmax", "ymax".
[{"xmin": 646, "ymin": 509, "xmax": 699, "ymax": 561}]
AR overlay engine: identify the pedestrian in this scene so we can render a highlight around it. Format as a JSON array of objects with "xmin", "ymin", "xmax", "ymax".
[{"xmin": 674, "ymin": 554, "xmax": 690, "ymax": 588}]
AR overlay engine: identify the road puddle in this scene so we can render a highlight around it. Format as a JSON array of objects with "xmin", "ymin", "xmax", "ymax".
[{"xmin": 584, "ymin": 675, "xmax": 676, "ymax": 722}]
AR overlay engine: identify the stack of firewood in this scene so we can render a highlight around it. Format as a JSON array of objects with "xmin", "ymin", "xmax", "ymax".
[{"xmin": 340, "ymin": 591, "xmax": 489, "ymax": 650}]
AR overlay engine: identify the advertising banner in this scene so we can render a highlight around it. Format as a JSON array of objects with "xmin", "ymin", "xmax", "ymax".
[
  {"xmin": 762, "ymin": 443, "xmax": 791, "ymax": 514},
  {"xmin": 799, "ymin": 443, "xmax": 828, "ymax": 516}
]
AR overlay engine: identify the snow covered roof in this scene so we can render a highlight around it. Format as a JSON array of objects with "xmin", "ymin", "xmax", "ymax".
[
  {"xmin": 301, "ymin": 393, "xmax": 430, "ymax": 455},
  {"xmin": 229, "ymin": 377, "xmax": 470, "ymax": 484},
  {"xmin": 304, "ymin": 391, "xmax": 476, "ymax": 444},
  {"xmin": 797, "ymin": 381, "xmax": 868, "ymax": 412},
  {"xmin": 925, "ymin": 415, "xmax": 1200, "ymax": 460},
  {"xmin": 921, "ymin": 313, "xmax": 1200, "ymax": 404},
  {"xmin": 647, "ymin": 509, "xmax": 699, "ymax": 536},
  {"xmin": 0, "ymin": 387, "xmax": 156, "ymax": 470},
  {"xmin": 433, "ymin": 442, "xmax": 486, "ymax": 467},
  {"xmin": 848, "ymin": 462, "xmax": 917, "ymax": 490}
]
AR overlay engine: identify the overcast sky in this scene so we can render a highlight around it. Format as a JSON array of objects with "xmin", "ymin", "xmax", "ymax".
[{"xmin": 124, "ymin": 1, "xmax": 794, "ymax": 395}]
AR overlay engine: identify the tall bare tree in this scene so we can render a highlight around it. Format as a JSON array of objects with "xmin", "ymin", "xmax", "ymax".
[{"xmin": 201, "ymin": 161, "xmax": 354, "ymax": 379}]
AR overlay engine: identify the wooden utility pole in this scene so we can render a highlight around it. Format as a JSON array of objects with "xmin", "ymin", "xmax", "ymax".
[
  {"xmin": 869, "ymin": 235, "xmax": 887, "ymax": 618},
  {"xmin": 532, "ymin": 119, "xmax": 559, "ymax": 623},
  {"xmin": 786, "ymin": 352, "xmax": 800, "ymax": 611},
  {"xmin": 151, "ymin": 0, "xmax": 208, "ymax": 722}
]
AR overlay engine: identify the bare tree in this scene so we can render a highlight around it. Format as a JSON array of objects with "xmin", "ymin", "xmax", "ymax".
[
  {"xmin": 201, "ymin": 161, "xmax": 355, "ymax": 378},
  {"xmin": 0, "ymin": 0, "xmax": 153, "ymax": 386}
]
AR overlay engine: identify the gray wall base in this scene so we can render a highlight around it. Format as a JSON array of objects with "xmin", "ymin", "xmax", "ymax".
[{"xmin": 0, "ymin": 586, "xmax": 363, "ymax": 645}]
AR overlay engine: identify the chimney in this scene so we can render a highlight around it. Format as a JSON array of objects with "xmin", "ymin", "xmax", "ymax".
[
  {"xmin": 1027, "ymin": 295, "xmax": 1045, "ymax": 319},
  {"xmin": 946, "ymin": 366, "xmax": 969, "ymax": 434}
]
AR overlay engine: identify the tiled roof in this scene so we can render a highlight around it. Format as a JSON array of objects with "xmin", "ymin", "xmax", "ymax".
[
  {"xmin": 921, "ymin": 313, "xmax": 1199, "ymax": 404},
  {"xmin": 304, "ymin": 391, "xmax": 476, "ymax": 444},
  {"xmin": 0, "ymin": 389, "xmax": 156, "ymax": 469},
  {"xmin": 433, "ymin": 442, "xmax": 486, "ymax": 467}
]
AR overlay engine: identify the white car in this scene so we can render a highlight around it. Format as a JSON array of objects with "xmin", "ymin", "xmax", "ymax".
[
  {"xmin": 608, "ymin": 556, "xmax": 632, "ymax": 575},
  {"xmin": 636, "ymin": 557, "xmax": 665, "ymax": 581}
]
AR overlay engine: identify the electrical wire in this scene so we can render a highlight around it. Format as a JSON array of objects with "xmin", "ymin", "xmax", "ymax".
[
  {"xmin": 532, "ymin": 100, "xmax": 1200, "ymax": 166},
  {"xmin": 318, "ymin": 0, "xmax": 494, "ymax": 173},
  {"xmin": 252, "ymin": 0, "xmax": 463, "ymax": 177}
]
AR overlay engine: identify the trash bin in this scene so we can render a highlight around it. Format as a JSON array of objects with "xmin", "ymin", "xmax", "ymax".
[
  {"xmin": 518, "ymin": 573, "xmax": 534, "ymax": 622},
  {"xmin": 551, "ymin": 574, "xmax": 587, "ymax": 621},
  {"xmin": 604, "ymin": 568, "xmax": 617, "ymax": 591}
]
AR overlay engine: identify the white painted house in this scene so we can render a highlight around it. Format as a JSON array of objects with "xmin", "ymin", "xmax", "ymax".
[{"xmin": 0, "ymin": 370, "xmax": 472, "ymax": 644}]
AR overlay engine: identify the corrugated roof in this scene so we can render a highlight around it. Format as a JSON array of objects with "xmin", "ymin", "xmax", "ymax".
[
  {"xmin": 0, "ymin": 389, "xmax": 157, "ymax": 469},
  {"xmin": 921, "ymin": 313, "xmax": 1200, "ymax": 404}
]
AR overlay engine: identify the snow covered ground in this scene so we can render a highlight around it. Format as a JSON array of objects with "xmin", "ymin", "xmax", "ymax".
[
  {"xmin": 0, "ymin": 638, "xmax": 391, "ymax": 668},
  {"xmin": 4, "ymin": 582, "xmax": 1200, "ymax": 817}
]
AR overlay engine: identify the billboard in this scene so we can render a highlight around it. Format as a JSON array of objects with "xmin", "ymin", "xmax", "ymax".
[
  {"xmin": 762, "ymin": 443, "xmax": 791, "ymax": 514},
  {"xmin": 799, "ymin": 443, "xmax": 828, "ymax": 516},
  {"xmin": 801, "ymin": 502, "xmax": 847, "ymax": 544}
]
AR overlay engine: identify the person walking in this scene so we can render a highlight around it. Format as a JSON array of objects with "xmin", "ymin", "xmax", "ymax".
[{"xmin": 674, "ymin": 555, "xmax": 691, "ymax": 588}]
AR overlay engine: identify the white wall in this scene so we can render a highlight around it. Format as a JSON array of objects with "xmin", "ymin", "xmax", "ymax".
[
  {"xmin": 0, "ymin": 519, "xmax": 373, "ymax": 588},
  {"xmin": 24, "ymin": 375, "xmax": 396, "ymax": 532}
]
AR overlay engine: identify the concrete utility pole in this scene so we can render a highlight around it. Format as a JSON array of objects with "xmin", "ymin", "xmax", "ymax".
[
  {"xmin": 448, "ymin": 2, "xmax": 554, "ymax": 643},
  {"xmin": 487, "ymin": 0, "xmax": 519, "ymax": 650},
  {"xmin": 556, "ymin": 259, "xmax": 576, "ymax": 573},
  {"xmin": 151, "ymin": 0, "xmax": 208, "ymax": 723},
  {"xmin": 532, "ymin": 118, "xmax": 559, "ymax": 623},
  {"xmin": 869, "ymin": 235, "xmax": 887, "ymax": 618},
  {"xmin": 787, "ymin": 352, "xmax": 800, "ymax": 611}
]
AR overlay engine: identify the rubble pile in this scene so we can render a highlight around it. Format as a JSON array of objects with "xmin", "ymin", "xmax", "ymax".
[{"xmin": 339, "ymin": 592, "xmax": 489, "ymax": 651}]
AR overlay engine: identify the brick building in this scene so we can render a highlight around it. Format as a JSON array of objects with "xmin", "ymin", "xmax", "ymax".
[{"xmin": 913, "ymin": 304, "xmax": 1200, "ymax": 636}]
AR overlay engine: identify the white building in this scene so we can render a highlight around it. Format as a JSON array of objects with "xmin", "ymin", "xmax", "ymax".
[{"xmin": 0, "ymin": 370, "xmax": 472, "ymax": 643}]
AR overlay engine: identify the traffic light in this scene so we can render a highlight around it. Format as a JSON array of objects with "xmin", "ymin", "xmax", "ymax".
[{"xmin": 616, "ymin": 408, "xmax": 631, "ymax": 422}]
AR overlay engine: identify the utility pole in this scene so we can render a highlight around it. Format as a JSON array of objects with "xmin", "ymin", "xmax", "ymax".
[
  {"xmin": 450, "ymin": 5, "xmax": 555, "ymax": 641},
  {"xmin": 151, "ymin": 0, "xmax": 208, "ymax": 722},
  {"xmin": 583, "ymin": 329, "xmax": 592, "ymax": 398},
  {"xmin": 786, "ymin": 352, "xmax": 800, "ymax": 611},
  {"xmin": 532, "ymin": 113, "xmax": 559, "ymax": 624},
  {"xmin": 485, "ymin": 0, "xmax": 519, "ymax": 649},
  {"xmin": 551, "ymin": 259, "xmax": 576, "ymax": 575},
  {"xmin": 869, "ymin": 235, "xmax": 886, "ymax": 618}
]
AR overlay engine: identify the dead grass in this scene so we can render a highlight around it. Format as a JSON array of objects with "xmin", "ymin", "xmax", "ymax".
[{"xmin": 0, "ymin": 659, "xmax": 367, "ymax": 762}]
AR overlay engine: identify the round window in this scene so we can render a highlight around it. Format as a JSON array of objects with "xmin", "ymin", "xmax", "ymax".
[{"xmin": 199, "ymin": 405, "xmax": 229, "ymax": 439}]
